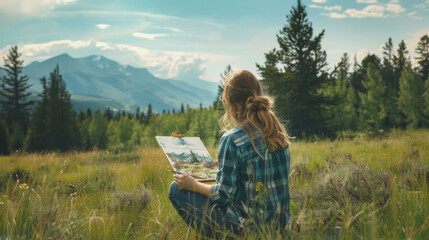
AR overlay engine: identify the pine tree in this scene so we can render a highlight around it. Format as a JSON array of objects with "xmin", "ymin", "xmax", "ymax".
[
  {"xmin": 45, "ymin": 65, "xmax": 79, "ymax": 151},
  {"xmin": 327, "ymin": 53, "xmax": 351, "ymax": 131},
  {"xmin": 214, "ymin": 64, "xmax": 232, "ymax": 107},
  {"xmin": 382, "ymin": 38, "xmax": 394, "ymax": 71},
  {"xmin": 0, "ymin": 45, "xmax": 33, "ymax": 141},
  {"xmin": 104, "ymin": 107, "xmax": 113, "ymax": 121},
  {"xmin": 381, "ymin": 38, "xmax": 400, "ymax": 128},
  {"xmin": 86, "ymin": 108, "xmax": 93, "ymax": 118},
  {"xmin": 415, "ymin": 34, "xmax": 429, "ymax": 82},
  {"xmin": 79, "ymin": 114, "xmax": 92, "ymax": 150},
  {"xmin": 398, "ymin": 64, "xmax": 425, "ymax": 128},
  {"xmin": 393, "ymin": 40, "xmax": 410, "ymax": 83},
  {"xmin": 361, "ymin": 54, "xmax": 381, "ymax": 88},
  {"xmin": 78, "ymin": 110, "xmax": 85, "ymax": 122},
  {"xmin": 146, "ymin": 104, "xmax": 152, "ymax": 124},
  {"xmin": 382, "ymin": 38, "xmax": 395, "ymax": 90},
  {"xmin": 256, "ymin": 0, "xmax": 332, "ymax": 137},
  {"xmin": 118, "ymin": 117, "xmax": 133, "ymax": 144},
  {"xmin": 180, "ymin": 103, "xmax": 185, "ymax": 113},
  {"xmin": 348, "ymin": 54, "xmax": 364, "ymax": 116},
  {"xmin": 0, "ymin": 119, "xmax": 9, "ymax": 155},
  {"xmin": 360, "ymin": 63, "xmax": 387, "ymax": 130},
  {"xmin": 89, "ymin": 110, "xmax": 108, "ymax": 149},
  {"xmin": 139, "ymin": 111, "xmax": 145, "ymax": 123},
  {"xmin": 25, "ymin": 77, "xmax": 50, "ymax": 152},
  {"xmin": 345, "ymin": 83, "xmax": 360, "ymax": 130},
  {"xmin": 350, "ymin": 54, "xmax": 363, "ymax": 95},
  {"xmin": 114, "ymin": 111, "xmax": 121, "ymax": 121},
  {"xmin": 9, "ymin": 123, "xmax": 24, "ymax": 151},
  {"xmin": 135, "ymin": 107, "xmax": 141, "ymax": 119},
  {"xmin": 424, "ymin": 79, "xmax": 429, "ymax": 123}
]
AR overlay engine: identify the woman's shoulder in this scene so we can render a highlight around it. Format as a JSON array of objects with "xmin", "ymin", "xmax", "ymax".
[
  {"xmin": 222, "ymin": 127, "xmax": 245, "ymax": 141},
  {"xmin": 223, "ymin": 126, "xmax": 244, "ymax": 137},
  {"xmin": 221, "ymin": 127, "xmax": 254, "ymax": 148}
]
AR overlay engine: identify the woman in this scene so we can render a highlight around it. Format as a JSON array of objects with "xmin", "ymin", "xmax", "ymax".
[{"xmin": 169, "ymin": 70, "xmax": 292, "ymax": 237}]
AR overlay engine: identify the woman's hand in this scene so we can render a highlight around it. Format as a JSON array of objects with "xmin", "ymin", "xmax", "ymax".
[{"xmin": 174, "ymin": 174, "xmax": 197, "ymax": 191}]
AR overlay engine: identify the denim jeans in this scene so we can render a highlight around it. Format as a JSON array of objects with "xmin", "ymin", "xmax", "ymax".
[{"xmin": 168, "ymin": 181, "xmax": 240, "ymax": 237}]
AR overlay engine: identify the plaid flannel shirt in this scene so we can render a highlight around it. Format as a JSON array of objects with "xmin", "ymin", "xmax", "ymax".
[{"xmin": 210, "ymin": 126, "xmax": 291, "ymax": 228}]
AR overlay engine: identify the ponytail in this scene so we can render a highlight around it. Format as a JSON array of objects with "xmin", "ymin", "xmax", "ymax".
[{"xmin": 245, "ymin": 96, "xmax": 289, "ymax": 152}]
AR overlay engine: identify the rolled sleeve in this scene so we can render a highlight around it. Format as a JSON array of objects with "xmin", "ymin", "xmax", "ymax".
[{"xmin": 210, "ymin": 134, "xmax": 240, "ymax": 205}]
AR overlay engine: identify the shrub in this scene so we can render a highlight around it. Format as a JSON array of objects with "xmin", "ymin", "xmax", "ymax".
[
  {"xmin": 9, "ymin": 167, "xmax": 31, "ymax": 183},
  {"xmin": 109, "ymin": 187, "xmax": 152, "ymax": 212},
  {"xmin": 314, "ymin": 163, "xmax": 391, "ymax": 207}
]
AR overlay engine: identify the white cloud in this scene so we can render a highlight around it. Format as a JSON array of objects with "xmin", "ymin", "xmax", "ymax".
[
  {"xmin": 132, "ymin": 32, "xmax": 168, "ymax": 40},
  {"xmin": 357, "ymin": 0, "xmax": 377, "ymax": 3},
  {"xmin": 96, "ymin": 24, "xmax": 110, "ymax": 30},
  {"xmin": 320, "ymin": 0, "xmax": 405, "ymax": 19},
  {"xmin": 95, "ymin": 41, "xmax": 115, "ymax": 51},
  {"xmin": 324, "ymin": 5, "xmax": 342, "ymax": 11},
  {"xmin": 408, "ymin": 11, "xmax": 423, "ymax": 20},
  {"xmin": 172, "ymin": 57, "xmax": 205, "ymax": 81},
  {"xmin": 310, "ymin": 4, "xmax": 322, "ymax": 9},
  {"xmin": 343, "ymin": 2, "xmax": 405, "ymax": 18},
  {"xmin": 114, "ymin": 44, "xmax": 235, "ymax": 80},
  {"xmin": 52, "ymin": 10, "xmax": 225, "ymax": 28},
  {"xmin": 160, "ymin": 27, "xmax": 183, "ymax": 33},
  {"xmin": 114, "ymin": 44, "xmax": 209, "ymax": 79},
  {"xmin": 322, "ymin": 12, "xmax": 348, "ymax": 18},
  {"xmin": 364, "ymin": 5, "xmax": 385, "ymax": 12},
  {"xmin": 312, "ymin": 0, "xmax": 327, "ymax": 3},
  {"xmin": 385, "ymin": 3, "xmax": 405, "ymax": 14},
  {"xmin": 413, "ymin": 0, "xmax": 429, "ymax": 10},
  {"xmin": 0, "ymin": 0, "xmax": 77, "ymax": 16},
  {"xmin": 345, "ymin": 7, "xmax": 385, "ymax": 18},
  {"xmin": 20, "ymin": 40, "xmax": 91, "ymax": 57}
]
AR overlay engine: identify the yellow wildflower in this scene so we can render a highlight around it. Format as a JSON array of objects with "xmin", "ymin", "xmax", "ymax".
[
  {"xmin": 2, "ymin": 195, "xmax": 6, "ymax": 198},
  {"xmin": 256, "ymin": 182, "xmax": 263, "ymax": 192},
  {"xmin": 20, "ymin": 183, "xmax": 29, "ymax": 189},
  {"xmin": 383, "ymin": 153, "xmax": 387, "ymax": 157}
]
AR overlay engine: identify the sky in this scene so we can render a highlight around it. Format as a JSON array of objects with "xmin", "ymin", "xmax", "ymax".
[
  {"xmin": 0, "ymin": 0, "xmax": 428, "ymax": 83},
  {"xmin": 156, "ymin": 136, "xmax": 211, "ymax": 158}
]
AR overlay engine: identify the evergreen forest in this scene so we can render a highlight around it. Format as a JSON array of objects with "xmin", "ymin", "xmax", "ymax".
[{"xmin": 1, "ymin": 0, "xmax": 429, "ymax": 154}]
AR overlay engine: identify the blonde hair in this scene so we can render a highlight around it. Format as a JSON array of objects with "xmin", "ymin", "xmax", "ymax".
[{"xmin": 220, "ymin": 70, "xmax": 291, "ymax": 153}]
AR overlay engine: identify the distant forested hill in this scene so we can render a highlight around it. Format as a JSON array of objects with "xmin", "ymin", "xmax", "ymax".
[{"xmin": 0, "ymin": 54, "xmax": 217, "ymax": 112}]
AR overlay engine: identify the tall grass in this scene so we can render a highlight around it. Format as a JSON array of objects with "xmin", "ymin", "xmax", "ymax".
[{"xmin": 0, "ymin": 129, "xmax": 428, "ymax": 239}]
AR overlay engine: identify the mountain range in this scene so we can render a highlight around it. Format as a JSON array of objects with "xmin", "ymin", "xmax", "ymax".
[
  {"xmin": 0, "ymin": 54, "xmax": 218, "ymax": 112},
  {"xmin": 167, "ymin": 151, "xmax": 212, "ymax": 164}
]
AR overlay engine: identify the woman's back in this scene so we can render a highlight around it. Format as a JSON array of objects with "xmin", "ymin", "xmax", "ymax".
[
  {"xmin": 211, "ymin": 126, "xmax": 291, "ymax": 228},
  {"xmin": 169, "ymin": 70, "xmax": 292, "ymax": 237}
]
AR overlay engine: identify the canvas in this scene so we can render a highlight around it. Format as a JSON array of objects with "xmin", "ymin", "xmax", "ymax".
[{"xmin": 155, "ymin": 136, "xmax": 218, "ymax": 182}]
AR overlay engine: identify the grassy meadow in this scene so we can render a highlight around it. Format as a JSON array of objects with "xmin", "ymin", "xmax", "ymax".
[{"xmin": 0, "ymin": 129, "xmax": 428, "ymax": 239}]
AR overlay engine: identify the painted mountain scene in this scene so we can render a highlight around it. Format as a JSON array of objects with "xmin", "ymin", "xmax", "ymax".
[{"xmin": 155, "ymin": 136, "xmax": 217, "ymax": 180}]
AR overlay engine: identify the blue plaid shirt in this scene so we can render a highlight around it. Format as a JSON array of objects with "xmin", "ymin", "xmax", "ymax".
[{"xmin": 210, "ymin": 126, "xmax": 291, "ymax": 228}]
